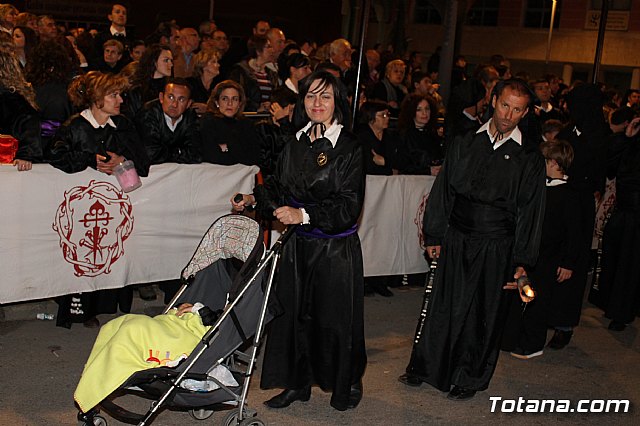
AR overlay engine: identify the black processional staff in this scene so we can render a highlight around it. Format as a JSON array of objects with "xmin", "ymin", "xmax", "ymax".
[
  {"xmin": 592, "ymin": 209, "xmax": 612, "ymax": 291},
  {"xmin": 412, "ymin": 249, "xmax": 438, "ymax": 346}
]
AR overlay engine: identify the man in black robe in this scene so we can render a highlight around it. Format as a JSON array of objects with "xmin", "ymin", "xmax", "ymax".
[
  {"xmin": 591, "ymin": 116, "xmax": 640, "ymax": 330},
  {"xmin": 399, "ymin": 79, "xmax": 546, "ymax": 400},
  {"xmin": 135, "ymin": 78, "xmax": 201, "ymax": 165}
]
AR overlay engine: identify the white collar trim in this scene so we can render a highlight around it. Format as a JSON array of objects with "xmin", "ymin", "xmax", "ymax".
[
  {"xmin": 477, "ymin": 118, "xmax": 522, "ymax": 145},
  {"xmin": 81, "ymin": 109, "xmax": 116, "ymax": 129},
  {"xmin": 296, "ymin": 121, "xmax": 343, "ymax": 148}
]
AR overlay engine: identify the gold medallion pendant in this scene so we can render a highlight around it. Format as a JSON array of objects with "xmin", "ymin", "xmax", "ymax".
[{"xmin": 317, "ymin": 152, "xmax": 328, "ymax": 166}]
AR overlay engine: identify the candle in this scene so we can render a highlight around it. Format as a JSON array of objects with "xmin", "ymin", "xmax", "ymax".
[{"xmin": 114, "ymin": 160, "xmax": 142, "ymax": 193}]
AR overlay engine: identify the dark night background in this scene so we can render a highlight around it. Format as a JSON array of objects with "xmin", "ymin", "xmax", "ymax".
[{"xmin": 12, "ymin": 0, "xmax": 343, "ymax": 43}]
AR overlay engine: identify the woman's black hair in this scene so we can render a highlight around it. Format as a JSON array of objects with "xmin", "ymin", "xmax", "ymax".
[
  {"xmin": 358, "ymin": 100, "xmax": 388, "ymax": 125},
  {"xmin": 293, "ymin": 70, "xmax": 351, "ymax": 129},
  {"xmin": 278, "ymin": 52, "xmax": 309, "ymax": 81}
]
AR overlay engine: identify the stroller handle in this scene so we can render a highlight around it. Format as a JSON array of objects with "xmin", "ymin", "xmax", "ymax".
[{"xmin": 272, "ymin": 225, "xmax": 296, "ymax": 252}]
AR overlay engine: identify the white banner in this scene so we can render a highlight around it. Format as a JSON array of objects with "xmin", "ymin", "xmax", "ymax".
[
  {"xmin": 1, "ymin": 167, "xmax": 434, "ymax": 303},
  {"xmin": 0, "ymin": 163, "xmax": 258, "ymax": 303},
  {"xmin": 359, "ymin": 175, "xmax": 435, "ymax": 276}
]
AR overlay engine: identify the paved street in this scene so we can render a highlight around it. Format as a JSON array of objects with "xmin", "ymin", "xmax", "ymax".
[{"xmin": 0, "ymin": 286, "xmax": 638, "ymax": 425}]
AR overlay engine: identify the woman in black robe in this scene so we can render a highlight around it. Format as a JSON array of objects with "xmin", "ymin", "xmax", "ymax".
[
  {"xmin": 397, "ymin": 93, "xmax": 444, "ymax": 175},
  {"xmin": 594, "ymin": 117, "xmax": 640, "ymax": 331},
  {"xmin": 49, "ymin": 71, "xmax": 150, "ymax": 328},
  {"xmin": 232, "ymin": 70, "xmax": 366, "ymax": 411},
  {"xmin": 25, "ymin": 40, "xmax": 74, "ymax": 155},
  {"xmin": 0, "ymin": 44, "xmax": 42, "ymax": 170},
  {"xmin": 199, "ymin": 80, "xmax": 261, "ymax": 166}
]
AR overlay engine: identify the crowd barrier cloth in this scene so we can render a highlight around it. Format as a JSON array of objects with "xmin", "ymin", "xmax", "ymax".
[
  {"xmin": 359, "ymin": 174, "xmax": 435, "ymax": 276},
  {"xmin": 0, "ymin": 165, "xmax": 435, "ymax": 303},
  {"xmin": 0, "ymin": 163, "xmax": 258, "ymax": 303}
]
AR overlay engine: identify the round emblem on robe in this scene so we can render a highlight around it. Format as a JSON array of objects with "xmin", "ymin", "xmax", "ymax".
[
  {"xmin": 504, "ymin": 154, "xmax": 510, "ymax": 160},
  {"xmin": 317, "ymin": 152, "xmax": 328, "ymax": 166}
]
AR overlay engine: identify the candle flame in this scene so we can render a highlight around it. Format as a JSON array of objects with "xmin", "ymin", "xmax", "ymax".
[{"xmin": 523, "ymin": 285, "xmax": 535, "ymax": 298}]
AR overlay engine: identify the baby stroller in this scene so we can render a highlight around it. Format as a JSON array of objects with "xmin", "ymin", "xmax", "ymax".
[{"xmin": 78, "ymin": 214, "xmax": 293, "ymax": 426}]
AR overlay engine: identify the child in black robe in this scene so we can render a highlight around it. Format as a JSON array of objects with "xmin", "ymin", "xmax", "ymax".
[{"xmin": 502, "ymin": 139, "xmax": 581, "ymax": 358}]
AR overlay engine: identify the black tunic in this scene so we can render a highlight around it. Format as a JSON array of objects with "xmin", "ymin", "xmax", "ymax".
[
  {"xmin": 0, "ymin": 88, "xmax": 43, "ymax": 162},
  {"xmin": 256, "ymin": 126, "xmax": 367, "ymax": 410},
  {"xmin": 199, "ymin": 114, "xmax": 261, "ymax": 166},
  {"xmin": 593, "ymin": 133, "xmax": 640, "ymax": 323},
  {"xmin": 35, "ymin": 81, "xmax": 73, "ymax": 154},
  {"xmin": 397, "ymin": 126, "xmax": 444, "ymax": 175},
  {"xmin": 135, "ymin": 99, "xmax": 201, "ymax": 164},
  {"xmin": 49, "ymin": 113, "xmax": 150, "ymax": 177},
  {"xmin": 355, "ymin": 125, "xmax": 401, "ymax": 175},
  {"xmin": 502, "ymin": 180, "xmax": 582, "ymax": 352},
  {"xmin": 406, "ymin": 125, "xmax": 545, "ymax": 392},
  {"xmin": 186, "ymin": 76, "xmax": 213, "ymax": 104},
  {"xmin": 556, "ymin": 125, "xmax": 605, "ymax": 326}
]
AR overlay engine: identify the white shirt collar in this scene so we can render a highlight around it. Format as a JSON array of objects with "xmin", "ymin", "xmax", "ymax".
[
  {"xmin": 110, "ymin": 25, "xmax": 126, "ymax": 36},
  {"xmin": 164, "ymin": 113, "xmax": 183, "ymax": 132},
  {"xmin": 477, "ymin": 118, "xmax": 522, "ymax": 149},
  {"xmin": 547, "ymin": 175, "xmax": 569, "ymax": 187},
  {"xmin": 296, "ymin": 121, "xmax": 343, "ymax": 148},
  {"xmin": 81, "ymin": 109, "xmax": 116, "ymax": 129},
  {"xmin": 285, "ymin": 78, "xmax": 298, "ymax": 94},
  {"xmin": 573, "ymin": 126, "xmax": 582, "ymax": 136}
]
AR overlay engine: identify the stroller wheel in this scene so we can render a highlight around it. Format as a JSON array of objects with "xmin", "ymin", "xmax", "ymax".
[
  {"xmin": 239, "ymin": 417, "xmax": 265, "ymax": 426},
  {"xmin": 222, "ymin": 409, "xmax": 264, "ymax": 426},
  {"xmin": 77, "ymin": 415, "xmax": 107, "ymax": 426},
  {"xmin": 221, "ymin": 408, "xmax": 243, "ymax": 426},
  {"xmin": 189, "ymin": 408, "xmax": 215, "ymax": 420}
]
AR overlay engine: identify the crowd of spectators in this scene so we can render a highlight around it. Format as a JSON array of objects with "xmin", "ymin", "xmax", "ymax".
[{"xmin": 1, "ymin": 3, "xmax": 639, "ymax": 335}]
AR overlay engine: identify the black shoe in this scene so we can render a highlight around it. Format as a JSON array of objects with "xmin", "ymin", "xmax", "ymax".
[
  {"xmin": 398, "ymin": 373, "xmax": 423, "ymax": 387},
  {"xmin": 370, "ymin": 282, "xmax": 393, "ymax": 297},
  {"xmin": 608, "ymin": 320, "xmax": 626, "ymax": 331},
  {"xmin": 363, "ymin": 283, "xmax": 375, "ymax": 297},
  {"xmin": 447, "ymin": 386, "xmax": 476, "ymax": 401},
  {"xmin": 264, "ymin": 387, "xmax": 311, "ymax": 409},
  {"xmin": 83, "ymin": 317, "xmax": 100, "ymax": 329},
  {"xmin": 547, "ymin": 329, "xmax": 573, "ymax": 349},
  {"xmin": 330, "ymin": 382, "xmax": 363, "ymax": 411},
  {"xmin": 138, "ymin": 285, "xmax": 157, "ymax": 301}
]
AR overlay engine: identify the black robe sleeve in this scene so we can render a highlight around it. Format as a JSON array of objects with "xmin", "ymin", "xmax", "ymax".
[
  {"xmin": 49, "ymin": 114, "xmax": 150, "ymax": 177},
  {"xmin": 513, "ymin": 151, "xmax": 546, "ymax": 267},
  {"xmin": 255, "ymin": 130, "xmax": 365, "ymax": 234},
  {"xmin": 422, "ymin": 132, "xmax": 466, "ymax": 245},
  {"xmin": 558, "ymin": 186, "xmax": 582, "ymax": 271}
]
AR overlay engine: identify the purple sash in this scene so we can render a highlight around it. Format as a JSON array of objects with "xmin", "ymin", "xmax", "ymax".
[
  {"xmin": 41, "ymin": 120, "xmax": 61, "ymax": 138},
  {"xmin": 289, "ymin": 197, "xmax": 358, "ymax": 239}
]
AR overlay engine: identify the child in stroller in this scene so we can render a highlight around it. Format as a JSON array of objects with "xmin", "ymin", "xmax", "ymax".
[
  {"xmin": 75, "ymin": 214, "xmax": 285, "ymax": 425},
  {"xmin": 74, "ymin": 302, "xmax": 224, "ymax": 414}
]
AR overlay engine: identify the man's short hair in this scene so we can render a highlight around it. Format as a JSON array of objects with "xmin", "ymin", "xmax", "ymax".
[
  {"xmin": 163, "ymin": 77, "xmax": 192, "ymax": 97},
  {"xmin": 493, "ymin": 78, "xmax": 533, "ymax": 104},
  {"xmin": 541, "ymin": 139, "xmax": 574, "ymax": 174}
]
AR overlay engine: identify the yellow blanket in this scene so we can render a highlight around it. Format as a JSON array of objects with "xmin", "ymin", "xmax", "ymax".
[{"xmin": 74, "ymin": 310, "xmax": 210, "ymax": 413}]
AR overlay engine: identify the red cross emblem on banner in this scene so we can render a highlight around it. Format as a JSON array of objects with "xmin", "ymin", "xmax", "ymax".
[{"xmin": 53, "ymin": 180, "xmax": 134, "ymax": 277}]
